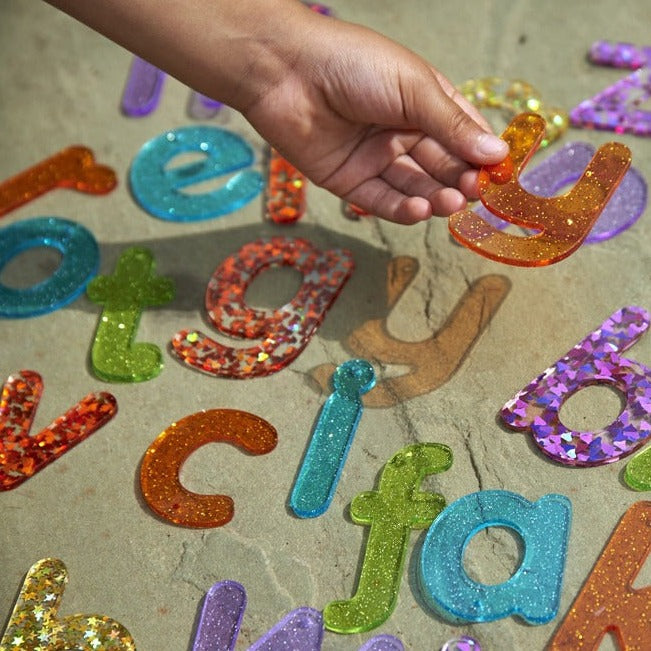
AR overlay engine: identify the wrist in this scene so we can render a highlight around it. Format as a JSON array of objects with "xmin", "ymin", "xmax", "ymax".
[{"xmin": 45, "ymin": 0, "xmax": 320, "ymax": 112}]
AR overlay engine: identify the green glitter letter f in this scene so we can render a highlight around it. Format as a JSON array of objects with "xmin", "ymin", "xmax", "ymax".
[
  {"xmin": 87, "ymin": 247, "xmax": 175, "ymax": 382},
  {"xmin": 323, "ymin": 442, "xmax": 452, "ymax": 633}
]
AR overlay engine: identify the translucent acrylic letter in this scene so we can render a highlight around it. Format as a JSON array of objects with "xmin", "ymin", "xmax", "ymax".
[
  {"xmin": 419, "ymin": 490, "xmax": 571, "ymax": 624},
  {"xmin": 129, "ymin": 126, "xmax": 263, "ymax": 221},
  {"xmin": 1, "ymin": 558, "xmax": 134, "ymax": 649},
  {"xmin": 323, "ymin": 443, "xmax": 452, "ymax": 633},
  {"xmin": 549, "ymin": 501, "xmax": 651, "ymax": 650},
  {"xmin": 140, "ymin": 409, "xmax": 277, "ymax": 527},
  {"xmin": 87, "ymin": 247, "xmax": 175, "ymax": 382},
  {"xmin": 172, "ymin": 237, "xmax": 354, "ymax": 378},
  {"xmin": 449, "ymin": 113, "xmax": 631, "ymax": 266},
  {"xmin": 0, "ymin": 370, "xmax": 117, "ymax": 490},
  {"xmin": 501, "ymin": 306, "xmax": 651, "ymax": 466}
]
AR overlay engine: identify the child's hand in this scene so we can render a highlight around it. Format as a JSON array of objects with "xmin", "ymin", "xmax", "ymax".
[
  {"xmin": 243, "ymin": 10, "xmax": 508, "ymax": 224},
  {"xmin": 45, "ymin": 0, "xmax": 508, "ymax": 224}
]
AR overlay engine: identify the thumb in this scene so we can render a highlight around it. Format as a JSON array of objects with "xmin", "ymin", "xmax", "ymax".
[{"xmin": 404, "ymin": 66, "xmax": 509, "ymax": 166}]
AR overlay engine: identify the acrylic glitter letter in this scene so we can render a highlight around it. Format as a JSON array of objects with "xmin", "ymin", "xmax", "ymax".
[
  {"xmin": 0, "ymin": 146, "xmax": 116, "ymax": 218},
  {"xmin": 571, "ymin": 41, "xmax": 651, "ymax": 136},
  {"xmin": 264, "ymin": 146, "xmax": 307, "ymax": 223},
  {"xmin": 309, "ymin": 259, "xmax": 510, "ymax": 407},
  {"xmin": 121, "ymin": 56, "xmax": 166, "ymax": 116},
  {"xmin": 129, "ymin": 125, "xmax": 263, "ymax": 221},
  {"xmin": 359, "ymin": 635, "xmax": 405, "ymax": 651},
  {"xmin": 474, "ymin": 142, "xmax": 647, "ymax": 244},
  {"xmin": 549, "ymin": 501, "xmax": 651, "ymax": 650},
  {"xmin": 87, "ymin": 247, "xmax": 175, "ymax": 382},
  {"xmin": 419, "ymin": 490, "xmax": 572, "ymax": 624},
  {"xmin": 248, "ymin": 608, "xmax": 324, "ymax": 650},
  {"xmin": 501, "ymin": 306, "xmax": 651, "ymax": 466},
  {"xmin": 0, "ymin": 370, "xmax": 117, "ymax": 491},
  {"xmin": 458, "ymin": 77, "xmax": 568, "ymax": 147},
  {"xmin": 192, "ymin": 580, "xmax": 247, "ymax": 651},
  {"xmin": 191, "ymin": 581, "xmax": 323, "ymax": 651},
  {"xmin": 1, "ymin": 558, "xmax": 134, "ymax": 649},
  {"xmin": 121, "ymin": 55, "xmax": 223, "ymax": 119},
  {"xmin": 448, "ymin": 113, "xmax": 631, "ymax": 266},
  {"xmin": 323, "ymin": 443, "xmax": 452, "ymax": 633},
  {"xmin": 440, "ymin": 636, "xmax": 481, "ymax": 651},
  {"xmin": 290, "ymin": 359, "xmax": 375, "ymax": 518},
  {"xmin": 172, "ymin": 237, "xmax": 354, "ymax": 378},
  {"xmin": 0, "ymin": 216, "xmax": 99, "ymax": 318},
  {"xmin": 589, "ymin": 40, "xmax": 651, "ymax": 69},
  {"xmin": 624, "ymin": 446, "xmax": 651, "ymax": 491},
  {"xmin": 140, "ymin": 409, "xmax": 277, "ymax": 527}
]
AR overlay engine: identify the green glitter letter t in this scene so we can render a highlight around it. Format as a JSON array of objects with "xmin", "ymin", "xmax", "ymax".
[{"xmin": 87, "ymin": 247, "xmax": 175, "ymax": 382}]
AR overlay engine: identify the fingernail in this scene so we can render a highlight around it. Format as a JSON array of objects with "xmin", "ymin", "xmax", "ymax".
[{"xmin": 477, "ymin": 133, "xmax": 508, "ymax": 157}]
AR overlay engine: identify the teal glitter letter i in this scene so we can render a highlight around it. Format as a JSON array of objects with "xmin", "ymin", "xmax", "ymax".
[
  {"xmin": 323, "ymin": 443, "xmax": 452, "ymax": 633},
  {"xmin": 87, "ymin": 247, "xmax": 175, "ymax": 382}
]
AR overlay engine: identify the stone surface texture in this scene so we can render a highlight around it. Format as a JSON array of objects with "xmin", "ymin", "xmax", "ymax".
[{"xmin": 1, "ymin": 1, "xmax": 650, "ymax": 650}]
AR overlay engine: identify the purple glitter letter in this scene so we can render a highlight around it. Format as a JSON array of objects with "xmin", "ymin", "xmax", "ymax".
[
  {"xmin": 248, "ymin": 607, "xmax": 323, "ymax": 650},
  {"xmin": 571, "ymin": 41, "xmax": 651, "ymax": 136},
  {"xmin": 501, "ymin": 306, "xmax": 651, "ymax": 466},
  {"xmin": 475, "ymin": 142, "xmax": 647, "ymax": 243},
  {"xmin": 359, "ymin": 634, "xmax": 405, "ymax": 650},
  {"xmin": 121, "ymin": 56, "xmax": 166, "ymax": 117},
  {"xmin": 192, "ymin": 581, "xmax": 246, "ymax": 651}
]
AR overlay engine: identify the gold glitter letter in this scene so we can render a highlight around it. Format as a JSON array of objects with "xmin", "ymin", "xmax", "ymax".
[{"xmin": 0, "ymin": 558, "xmax": 134, "ymax": 650}]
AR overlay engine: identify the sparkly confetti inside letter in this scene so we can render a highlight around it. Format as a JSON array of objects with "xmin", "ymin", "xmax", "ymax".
[
  {"xmin": 192, "ymin": 580, "xmax": 247, "ymax": 651},
  {"xmin": 0, "ymin": 146, "xmax": 116, "ymax": 218},
  {"xmin": 290, "ymin": 359, "xmax": 375, "ymax": 518},
  {"xmin": 172, "ymin": 237, "xmax": 354, "ymax": 378},
  {"xmin": 0, "ymin": 558, "xmax": 135, "ymax": 650},
  {"xmin": 473, "ymin": 142, "xmax": 647, "ymax": 244},
  {"xmin": 323, "ymin": 443, "xmax": 452, "ymax": 633},
  {"xmin": 0, "ymin": 370, "xmax": 117, "ymax": 490},
  {"xmin": 448, "ymin": 113, "xmax": 631, "ymax": 266},
  {"xmin": 264, "ymin": 146, "xmax": 307, "ymax": 224},
  {"xmin": 419, "ymin": 491, "xmax": 571, "ymax": 624},
  {"xmin": 549, "ymin": 501, "xmax": 651, "ymax": 650},
  {"xmin": 121, "ymin": 56, "xmax": 166, "ymax": 116},
  {"xmin": 310, "ymin": 260, "xmax": 510, "ymax": 407},
  {"xmin": 140, "ymin": 409, "xmax": 277, "ymax": 527},
  {"xmin": 458, "ymin": 77, "xmax": 568, "ymax": 148},
  {"xmin": 571, "ymin": 41, "xmax": 651, "ymax": 136},
  {"xmin": 129, "ymin": 125, "xmax": 263, "ymax": 221},
  {"xmin": 501, "ymin": 306, "xmax": 651, "ymax": 466},
  {"xmin": 87, "ymin": 247, "xmax": 175, "ymax": 382},
  {"xmin": 0, "ymin": 217, "xmax": 99, "ymax": 318}
]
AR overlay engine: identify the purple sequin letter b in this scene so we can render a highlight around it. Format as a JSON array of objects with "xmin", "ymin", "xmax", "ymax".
[{"xmin": 501, "ymin": 306, "xmax": 651, "ymax": 466}]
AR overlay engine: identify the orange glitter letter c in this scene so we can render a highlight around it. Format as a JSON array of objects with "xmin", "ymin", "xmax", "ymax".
[
  {"xmin": 449, "ymin": 113, "xmax": 631, "ymax": 266},
  {"xmin": 139, "ymin": 409, "xmax": 277, "ymax": 528}
]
